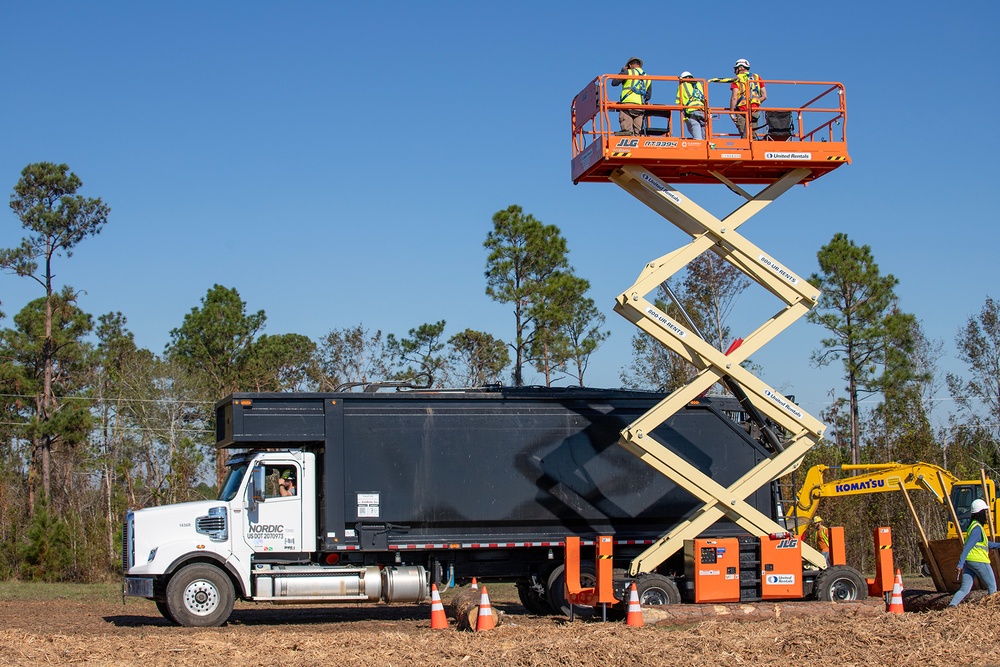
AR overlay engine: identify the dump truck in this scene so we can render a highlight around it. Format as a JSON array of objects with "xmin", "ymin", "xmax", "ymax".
[{"xmin": 122, "ymin": 385, "xmax": 859, "ymax": 627}]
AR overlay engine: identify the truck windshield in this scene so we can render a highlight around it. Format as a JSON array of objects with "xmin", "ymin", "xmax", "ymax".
[{"xmin": 218, "ymin": 463, "xmax": 249, "ymax": 501}]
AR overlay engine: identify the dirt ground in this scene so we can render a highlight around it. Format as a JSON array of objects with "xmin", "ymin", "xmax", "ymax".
[{"xmin": 2, "ymin": 586, "xmax": 999, "ymax": 667}]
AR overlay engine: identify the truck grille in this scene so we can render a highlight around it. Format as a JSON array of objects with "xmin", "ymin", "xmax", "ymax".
[
  {"xmin": 121, "ymin": 513, "xmax": 133, "ymax": 572},
  {"xmin": 196, "ymin": 506, "xmax": 228, "ymax": 541}
]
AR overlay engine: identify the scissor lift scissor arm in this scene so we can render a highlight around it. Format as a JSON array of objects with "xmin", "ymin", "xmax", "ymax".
[{"xmin": 572, "ymin": 75, "xmax": 851, "ymax": 574}]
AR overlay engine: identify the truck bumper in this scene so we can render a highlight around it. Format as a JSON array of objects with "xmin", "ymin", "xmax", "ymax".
[{"xmin": 124, "ymin": 577, "xmax": 154, "ymax": 598}]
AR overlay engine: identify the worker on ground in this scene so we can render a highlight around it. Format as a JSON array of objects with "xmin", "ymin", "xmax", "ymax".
[
  {"xmin": 811, "ymin": 516, "xmax": 831, "ymax": 565},
  {"xmin": 676, "ymin": 72, "xmax": 706, "ymax": 140},
  {"xmin": 711, "ymin": 59, "xmax": 766, "ymax": 139},
  {"xmin": 949, "ymin": 498, "xmax": 1000, "ymax": 606},
  {"xmin": 611, "ymin": 57, "xmax": 650, "ymax": 136}
]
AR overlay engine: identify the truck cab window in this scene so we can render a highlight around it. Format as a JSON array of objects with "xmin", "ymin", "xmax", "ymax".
[{"xmin": 265, "ymin": 465, "xmax": 298, "ymax": 498}]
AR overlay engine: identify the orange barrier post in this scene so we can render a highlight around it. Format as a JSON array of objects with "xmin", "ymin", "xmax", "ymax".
[
  {"xmin": 625, "ymin": 583, "xmax": 644, "ymax": 627},
  {"xmin": 429, "ymin": 584, "xmax": 449, "ymax": 629},
  {"xmin": 887, "ymin": 570, "xmax": 904, "ymax": 614},
  {"xmin": 476, "ymin": 586, "xmax": 496, "ymax": 631},
  {"xmin": 866, "ymin": 526, "xmax": 894, "ymax": 598}
]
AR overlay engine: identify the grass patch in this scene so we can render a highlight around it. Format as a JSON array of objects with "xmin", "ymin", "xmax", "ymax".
[{"xmin": 0, "ymin": 581, "xmax": 121, "ymax": 602}]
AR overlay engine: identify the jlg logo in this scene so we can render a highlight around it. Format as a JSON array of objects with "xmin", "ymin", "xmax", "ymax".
[
  {"xmin": 776, "ymin": 538, "xmax": 798, "ymax": 549},
  {"xmin": 616, "ymin": 138, "xmax": 639, "ymax": 148}
]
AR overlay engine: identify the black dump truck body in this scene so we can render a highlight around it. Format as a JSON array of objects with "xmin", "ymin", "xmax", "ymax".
[{"xmin": 217, "ymin": 386, "xmax": 774, "ymax": 552}]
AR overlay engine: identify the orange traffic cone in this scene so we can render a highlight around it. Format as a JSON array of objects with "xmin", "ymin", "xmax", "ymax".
[
  {"xmin": 475, "ymin": 585, "xmax": 496, "ymax": 631},
  {"xmin": 471, "ymin": 577, "xmax": 478, "ymax": 590},
  {"xmin": 887, "ymin": 569, "xmax": 904, "ymax": 615},
  {"xmin": 430, "ymin": 583, "xmax": 449, "ymax": 629},
  {"xmin": 626, "ymin": 582, "xmax": 644, "ymax": 627}
]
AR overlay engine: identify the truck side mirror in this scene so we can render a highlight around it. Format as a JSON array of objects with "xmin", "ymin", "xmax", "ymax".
[{"xmin": 248, "ymin": 465, "xmax": 266, "ymax": 511}]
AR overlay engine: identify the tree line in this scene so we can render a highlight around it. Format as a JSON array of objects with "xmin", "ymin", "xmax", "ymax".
[{"xmin": 1, "ymin": 162, "xmax": 997, "ymax": 581}]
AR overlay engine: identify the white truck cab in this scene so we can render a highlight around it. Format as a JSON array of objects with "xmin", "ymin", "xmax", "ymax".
[{"xmin": 123, "ymin": 450, "xmax": 425, "ymax": 626}]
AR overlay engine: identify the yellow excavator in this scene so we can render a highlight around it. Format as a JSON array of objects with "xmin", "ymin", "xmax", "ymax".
[
  {"xmin": 784, "ymin": 462, "xmax": 999, "ymax": 593},
  {"xmin": 785, "ymin": 462, "xmax": 997, "ymax": 539}
]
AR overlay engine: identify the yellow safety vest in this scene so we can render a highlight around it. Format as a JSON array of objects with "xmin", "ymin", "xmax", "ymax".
[
  {"xmin": 733, "ymin": 72, "xmax": 763, "ymax": 109},
  {"xmin": 966, "ymin": 521, "xmax": 991, "ymax": 564},
  {"xmin": 620, "ymin": 67, "xmax": 649, "ymax": 105},
  {"xmin": 676, "ymin": 81, "xmax": 706, "ymax": 117}
]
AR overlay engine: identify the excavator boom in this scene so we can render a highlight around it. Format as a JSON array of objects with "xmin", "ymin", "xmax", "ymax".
[{"xmin": 786, "ymin": 462, "xmax": 996, "ymax": 538}]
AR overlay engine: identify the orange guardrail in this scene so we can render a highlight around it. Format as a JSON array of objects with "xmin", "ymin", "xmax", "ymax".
[{"xmin": 571, "ymin": 73, "xmax": 849, "ymax": 185}]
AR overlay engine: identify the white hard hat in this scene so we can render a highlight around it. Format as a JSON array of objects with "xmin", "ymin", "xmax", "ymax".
[
  {"xmin": 971, "ymin": 499, "xmax": 989, "ymax": 514},
  {"xmin": 734, "ymin": 58, "xmax": 751, "ymax": 69},
  {"xmin": 680, "ymin": 71, "xmax": 693, "ymax": 78}
]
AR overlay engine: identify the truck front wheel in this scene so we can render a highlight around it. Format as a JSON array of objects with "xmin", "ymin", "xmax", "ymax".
[
  {"xmin": 155, "ymin": 600, "xmax": 178, "ymax": 625},
  {"xmin": 165, "ymin": 564, "xmax": 235, "ymax": 627}
]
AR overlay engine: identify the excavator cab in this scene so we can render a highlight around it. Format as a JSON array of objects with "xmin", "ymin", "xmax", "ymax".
[{"xmin": 950, "ymin": 483, "xmax": 990, "ymax": 533}]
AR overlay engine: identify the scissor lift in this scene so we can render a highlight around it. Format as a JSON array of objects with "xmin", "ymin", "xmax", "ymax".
[{"xmin": 571, "ymin": 73, "xmax": 850, "ymax": 573}]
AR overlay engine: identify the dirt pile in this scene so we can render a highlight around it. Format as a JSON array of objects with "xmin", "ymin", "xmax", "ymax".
[{"xmin": 2, "ymin": 590, "xmax": 998, "ymax": 667}]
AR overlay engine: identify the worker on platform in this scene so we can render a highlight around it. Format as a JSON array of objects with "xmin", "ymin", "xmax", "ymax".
[
  {"xmin": 811, "ymin": 516, "xmax": 831, "ymax": 565},
  {"xmin": 611, "ymin": 57, "xmax": 650, "ymax": 136},
  {"xmin": 711, "ymin": 59, "xmax": 766, "ymax": 139},
  {"xmin": 676, "ymin": 72, "xmax": 707, "ymax": 140},
  {"xmin": 949, "ymin": 498, "xmax": 1000, "ymax": 606}
]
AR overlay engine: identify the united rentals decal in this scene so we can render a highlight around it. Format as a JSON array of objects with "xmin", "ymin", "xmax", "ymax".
[{"xmin": 764, "ymin": 152, "xmax": 812, "ymax": 160}]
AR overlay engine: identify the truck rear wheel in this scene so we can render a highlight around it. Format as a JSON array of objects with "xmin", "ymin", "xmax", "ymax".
[
  {"xmin": 546, "ymin": 563, "xmax": 596, "ymax": 617},
  {"xmin": 516, "ymin": 575, "xmax": 552, "ymax": 615},
  {"xmin": 814, "ymin": 565, "xmax": 867, "ymax": 602},
  {"xmin": 166, "ymin": 564, "xmax": 235, "ymax": 627}
]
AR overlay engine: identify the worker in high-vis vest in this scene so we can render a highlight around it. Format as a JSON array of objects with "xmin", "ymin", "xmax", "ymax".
[
  {"xmin": 724, "ymin": 58, "xmax": 766, "ymax": 139},
  {"xmin": 949, "ymin": 498, "xmax": 1000, "ymax": 606},
  {"xmin": 811, "ymin": 516, "xmax": 831, "ymax": 565},
  {"xmin": 611, "ymin": 57, "xmax": 650, "ymax": 136},
  {"xmin": 676, "ymin": 72, "xmax": 706, "ymax": 140}
]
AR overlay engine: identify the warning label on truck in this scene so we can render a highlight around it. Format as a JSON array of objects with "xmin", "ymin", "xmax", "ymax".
[{"xmin": 357, "ymin": 493, "xmax": 380, "ymax": 518}]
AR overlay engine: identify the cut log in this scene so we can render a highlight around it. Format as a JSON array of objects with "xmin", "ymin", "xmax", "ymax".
[
  {"xmin": 645, "ymin": 599, "xmax": 885, "ymax": 626},
  {"xmin": 449, "ymin": 586, "xmax": 504, "ymax": 631}
]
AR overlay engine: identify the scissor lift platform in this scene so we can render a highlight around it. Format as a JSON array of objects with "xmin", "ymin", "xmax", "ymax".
[
  {"xmin": 573, "ymin": 72, "xmax": 850, "ymax": 574},
  {"xmin": 572, "ymin": 75, "xmax": 849, "ymax": 185}
]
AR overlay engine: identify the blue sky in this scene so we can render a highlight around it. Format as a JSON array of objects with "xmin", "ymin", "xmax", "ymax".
[{"xmin": 1, "ymin": 2, "xmax": 997, "ymax": 429}]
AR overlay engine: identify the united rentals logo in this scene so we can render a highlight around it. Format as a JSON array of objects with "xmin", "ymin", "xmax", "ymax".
[{"xmin": 764, "ymin": 152, "xmax": 812, "ymax": 160}]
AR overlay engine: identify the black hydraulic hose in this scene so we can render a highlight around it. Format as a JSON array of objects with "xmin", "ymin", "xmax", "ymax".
[{"xmin": 658, "ymin": 282, "xmax": 784, "ymax": 453}]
